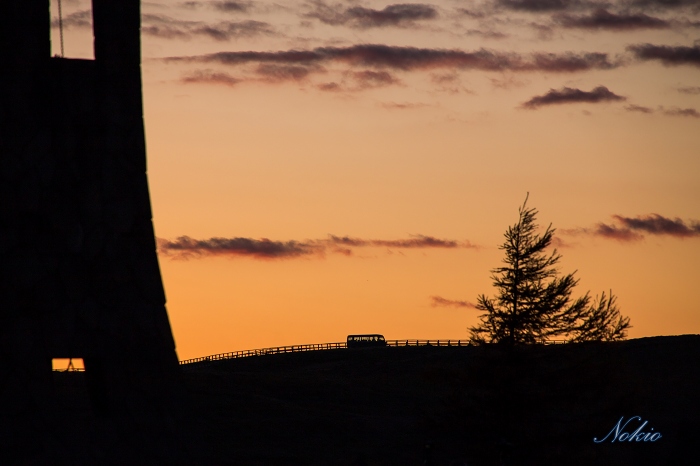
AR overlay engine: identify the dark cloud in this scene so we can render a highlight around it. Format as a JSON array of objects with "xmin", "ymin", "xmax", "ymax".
[
  {"xmin": 301, "ymin": 0, "xmax": 347, "ymax": 25},
  {"xmin": 304, "ymin": 1, "xmax": 438, "ymax": 28},
  {"xmin": 678, "ymin": 86, "xmax": 700, "ymax": 94},
  {"xmin": 530, "ymin": 52, "xmax": 618, "ymax": 72},
  {"xmin": 521, "ymin": 85, "xmax": 625, "ymax": 108},
  {"xmin": 181, "ymin": 69, "xmax": 242, "ymax": 86},
  {"xmin": 627, "ymin": 0, "xmax": 700, "ymax": 10},
  {"xmin": 158, "ymin": 236, "xmax": 321, "ymax": 259},
  {"xmin": 142, "ymin": 25, "xmax": 191, "ymax": 40},
  {"xmin": 351, "ymin": 70, "xmax": 401, "ymax": 88},
  {"xmin": 625, "ymin": 104, "xmax": 654, "ymax": 113},
  {"xmin": 181, "ymin": 1, "xmax": 253, "ymax": 12},
  {"xmin": 159, "ymin": 234, "xmax": 475, "ymax": 259},
  {"xmin": 430, "ymin": 296, "xmax": 477, "ymax": 308},
  {"xmin": 499, "ymin": 0, "xmax": 696, "ymax": 13},
  {"xmin": 165, "ymin": 45, "xmax": 620, "ymax": 74},
  {"xmin": 624, "ymin": 104, "xmax": 700, "ymax": 117},
  {"xmin": 141, "ymin": 14, "xmax": 200, "ymax": 39},
  {"xmin": 529, "ymin": 22, "xmax": 556, "ymax": 40},
  {"xmin": 317, "ymin": 81, "xmax": 343, "ymax": 91},
  {"xmin": 51, "ymin": 10, "xmax": 92, "ymax": 29},
  {"xmin": 565, "ymin": 214, "xmax": 700, "ymax": 242},
  {"xmin": 457, "ymin": 7, "xmax": 488, "ymax": 18},
  {"xmin": 255, "ymin": 63, "xmax": 320, "ymax": 81},
  {"xmin": 611, "ymin": 214, "xmax": 700, "ymax": 237},
  {"xmin": 593, "ymin": 223, "xmax": 645, "ymax": 241},
  {"xmin": 497, "ymin": 0, "xmax": 593, "ymax": 12},
  {"xmin": 183, "ymin": 66, "xmax": 322, "ymax": 85},
  {"xmin": 466, "ymin": 29, "xmax": 510, "ymax": 39},
  {"xmin": 555, "ymin": 9, "xmax": 670, "ymax": 30},
  {"xmin": 345, "ymin": 4, "xmax": 438, "ymax": 28},
  {"xmin": 663, "ymin": 106, "xmax": 700, "ymax": 117},
  {"xmin": 310, "ymin": 70, "xmax": 401, "ymax": 94},
  {"xmin": 196, "ymin": 20, "xmax": 275, "ymax": 40},
  {"xmin": 327, "ymin": 234, "xmax": 468, "ymax": 248},
  {"xmin": 628, "ymin": 43, "xmax": 700, "ymax": 67},
  {"xmin": 431, "ymin": 72, "xmax": 460, "ymax": 84},
  {"xmin": 182, "ymin": 66, "xmax": 398, "ymax": 90},
  {"xmin": 213, "ymin": 1, "xmax": 253, "ymax": 12},
  {"xmin": 141, "ymin": 14, "xmax": 276, "ymax": 41}
]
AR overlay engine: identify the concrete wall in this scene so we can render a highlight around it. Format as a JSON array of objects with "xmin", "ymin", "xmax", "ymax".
[{"xmin": 0, "ymin": 1, "xmax": 186, "ymax": 462}]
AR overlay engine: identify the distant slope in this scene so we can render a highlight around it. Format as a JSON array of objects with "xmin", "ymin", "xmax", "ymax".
[{"xmin": 181, "ymin": 335, "xmax": 700, "ymax": 465}]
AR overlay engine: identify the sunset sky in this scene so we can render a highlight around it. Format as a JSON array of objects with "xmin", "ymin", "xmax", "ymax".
[{"xmin": 53, "ymin": 0, "xmax": 699, "ymax": 360}]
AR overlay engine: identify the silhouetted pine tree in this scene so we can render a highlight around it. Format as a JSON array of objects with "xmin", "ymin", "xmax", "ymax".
[
  {"xmin": 565, "ymin": 290, "xmax": 630, "ymax": 342},
  {"xmin": 469, "ymin": 195, "xmax": 631, "ymax": 345}
]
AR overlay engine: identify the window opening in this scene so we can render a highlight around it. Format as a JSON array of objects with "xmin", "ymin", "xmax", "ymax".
[
  {"xmin": 52, "ymin": 358, "xmax": 85, "ymax": 371},
  {"xmin": 50, "ymin": 0, "xmax": 95, "ymax": 59}
]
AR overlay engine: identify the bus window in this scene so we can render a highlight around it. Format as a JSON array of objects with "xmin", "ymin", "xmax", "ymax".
[{"xmin": 346, "ymin": 334, "xmax": 387, "ymax": 348}]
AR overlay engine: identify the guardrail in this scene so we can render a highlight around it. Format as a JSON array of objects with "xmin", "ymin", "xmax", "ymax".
[
  {"xmin": 178, "ymin": 339, "xmax": 487, "ymax": 365},
  {"xmin": 179, "ymin": 342, "xmax": 349, "ymax": 365}
]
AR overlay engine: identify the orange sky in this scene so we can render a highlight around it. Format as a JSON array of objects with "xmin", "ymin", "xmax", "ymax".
[{"xmin": 54, "ymin": 0, "xmax": 700, "ymax": 360}]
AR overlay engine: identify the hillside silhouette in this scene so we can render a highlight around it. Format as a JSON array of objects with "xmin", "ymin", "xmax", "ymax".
[{"xmin": 52, "ymin": 335, "xmax": 698, "ymax": 465}]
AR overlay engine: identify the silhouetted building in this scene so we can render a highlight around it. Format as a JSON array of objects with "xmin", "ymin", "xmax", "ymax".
[{"xmin": 0, "ymin": 1, "xmax": 183, "ymax": 462}]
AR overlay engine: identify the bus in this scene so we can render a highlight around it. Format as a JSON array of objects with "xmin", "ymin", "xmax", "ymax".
[{"xmin": 346, "ymin": 334, "xmax": 387, "ymax": 348}]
